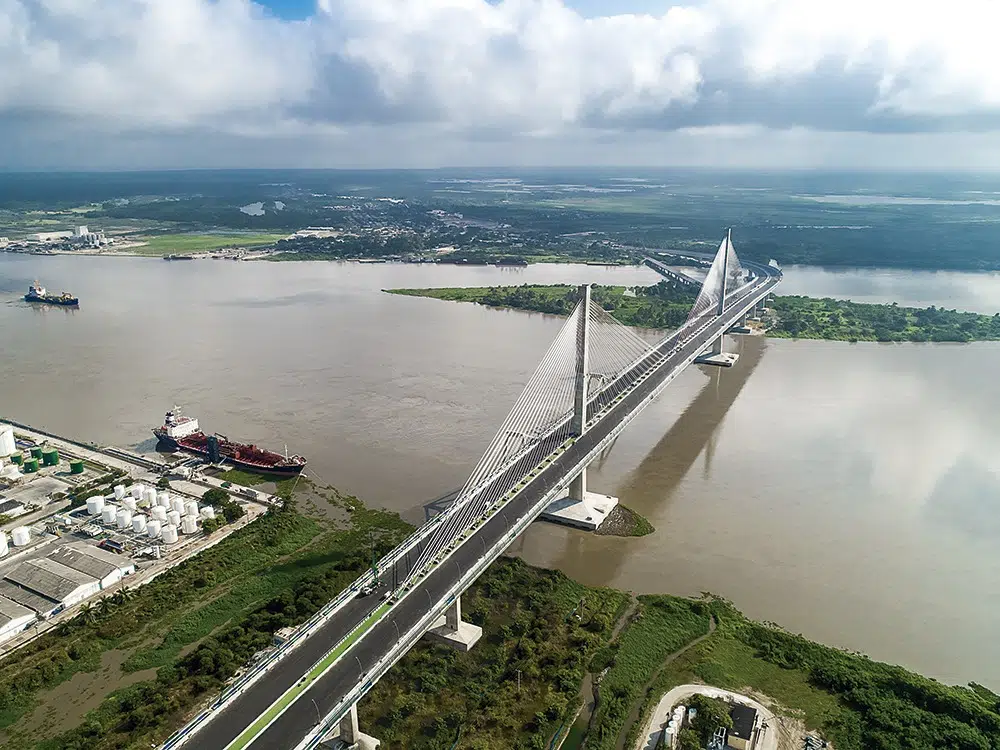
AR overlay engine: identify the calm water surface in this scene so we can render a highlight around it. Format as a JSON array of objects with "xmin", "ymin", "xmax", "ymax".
[{"xmin": 1, "ymin": 254, "xmax": 999, "ymax": 688}]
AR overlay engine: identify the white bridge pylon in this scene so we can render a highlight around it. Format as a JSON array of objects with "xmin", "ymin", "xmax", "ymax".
[{"xmin": 405, "ymin": 232, "xmax": 748, "ymax": 582}]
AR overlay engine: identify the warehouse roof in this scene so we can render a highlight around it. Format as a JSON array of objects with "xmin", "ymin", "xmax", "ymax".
[
  {"xmin": 0, "ymin": 580, "xmax": 58, "ymax": 615},
  {"xmin": 5, "ymin": 558, "xmax": 97, "ymax": 602},
  {"xmin": 48, "ymin": 543, "xmax": 131, "ymax": 581},
  {"xmin": 729, "ymin": 704, "xmax": 757, "ymax": 741},
  {"xmin": 0, "ymin": 596, "xmax": 34, "ymax": 627}
]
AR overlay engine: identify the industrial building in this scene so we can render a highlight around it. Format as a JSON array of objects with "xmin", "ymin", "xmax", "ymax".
[
  {"xmin": 48, "ymin": 542, "xmax": 135, "ymax": 590},
  {"xmin": 726, "ymin": 704, "xmax": 758, "ymax": 750},
  {"xmin": 4, "ymin": 558, "xmax": 101, "ymax": 611},
  {"xmin": 0, "ymin": 597, "xmax": 35, "ymax": 644},
  {"xmin": 0, "ymin": 581, "xmax": 61, "ymax": 619}
]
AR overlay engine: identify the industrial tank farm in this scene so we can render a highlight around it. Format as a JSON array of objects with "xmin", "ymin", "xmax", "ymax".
[{"xmin": 0, "ymin": 419, "xmax": 272, "ymax": 655}]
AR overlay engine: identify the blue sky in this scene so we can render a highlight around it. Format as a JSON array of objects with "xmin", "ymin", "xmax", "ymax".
[{"xmin": 3, "ymin": 0, "xmax": 1000, "ymax": 169}]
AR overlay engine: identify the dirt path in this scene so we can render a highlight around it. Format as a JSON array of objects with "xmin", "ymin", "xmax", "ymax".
[{"xmin": 613, "ymin": 615, "xmax": 718, "ymax": 750}]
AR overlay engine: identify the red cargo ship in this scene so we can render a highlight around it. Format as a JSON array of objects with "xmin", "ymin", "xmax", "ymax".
[{"xmin": 152, "ymin": 409, "xmax": 306, "ymax": 476}]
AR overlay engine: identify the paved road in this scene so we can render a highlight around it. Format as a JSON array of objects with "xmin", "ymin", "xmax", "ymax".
[{"xmin": 184, "ymin": 265, "xmax": 779, "ymax": 750}]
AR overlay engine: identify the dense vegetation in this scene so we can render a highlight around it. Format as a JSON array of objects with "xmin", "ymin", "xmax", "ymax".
[
  {"xmin": 361, "ymin": 558, "xmax": 629, "ymax": 750},
  {"xmin": 390, "ymin": 283, "xmax": 1000, "ymax": 342},
  {"xmin": 770, "ymin": 296, "xmax": 1000, "ymax": 342}
]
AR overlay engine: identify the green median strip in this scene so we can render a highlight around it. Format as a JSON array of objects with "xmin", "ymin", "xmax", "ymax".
[{"xmin": 227, "ymin": 602, "xmax": 393, "ymax": 750}]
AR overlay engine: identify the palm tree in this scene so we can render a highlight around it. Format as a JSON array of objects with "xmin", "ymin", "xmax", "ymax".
[
  {"xmin": 95, "ymin": 597, "xmax": 113, "ymax": 619},
  {"xmin": 78, "ymin": 603, "xmax": 96, "ymax": 625}
]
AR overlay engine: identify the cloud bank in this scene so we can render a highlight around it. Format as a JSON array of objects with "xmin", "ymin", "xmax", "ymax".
[{"xmin": 3, "ymin": 0, "xmax": 1000, "ymax": 167}]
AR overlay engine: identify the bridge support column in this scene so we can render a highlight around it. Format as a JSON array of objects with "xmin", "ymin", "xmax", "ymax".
[
  {"xmin": 424, "ymin": 595, "xmax": 482, "ymax": 652},
  {"xmin": 695, "ymin": 333, "xmax": 739, "ymax": 367},
  {"xmin": 320, "ymin": 704, "xmax": 380, "ymax": 750},
  {"xmin": 727, "ymin": 313, "xmax": 752, "ymax": 335},
  {"xmin": 542, "ymin": 283, "xmax": 619, "ymax": 531}
]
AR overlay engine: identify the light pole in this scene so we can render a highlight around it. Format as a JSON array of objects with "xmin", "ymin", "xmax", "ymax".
[{"xmin": 312, "ymin": 698, "xmax": 322, "ymax": 726}]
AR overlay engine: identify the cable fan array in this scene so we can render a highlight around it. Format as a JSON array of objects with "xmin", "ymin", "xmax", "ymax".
[
  {"xmin": 406, "ymin": 292, "xmax": 662, "ymax": 580},
  {"xmin": 686, "ymin": 233, "xmax": 746, "ymax": 323}
]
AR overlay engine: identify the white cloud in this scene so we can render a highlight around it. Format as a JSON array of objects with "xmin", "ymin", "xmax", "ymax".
[{"xmin": 3, "ymin": 0, "xmax": 1000, "ymax": 165}]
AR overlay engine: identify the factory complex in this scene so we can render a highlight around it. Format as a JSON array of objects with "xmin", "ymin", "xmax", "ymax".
[{"xmin": 0, "ymin": 421, "xmax": 272, "ymax": 651}]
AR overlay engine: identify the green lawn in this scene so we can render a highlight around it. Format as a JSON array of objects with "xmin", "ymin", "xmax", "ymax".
[{"xmin": 131, "ymin": 233, "xmax": 286, "ymax": 255}]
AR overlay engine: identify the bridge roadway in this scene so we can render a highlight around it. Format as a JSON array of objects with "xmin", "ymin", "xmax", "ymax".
[{"xmin": 184, "ymin": 262, "xmax": 780, "ymax": 750}]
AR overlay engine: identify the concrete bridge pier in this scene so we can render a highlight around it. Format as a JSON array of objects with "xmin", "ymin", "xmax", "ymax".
[
  {"xmin": 727, "ymin": 313, "xmax": 752, "ymax": 335},
  {"xmin": 425, "ymin": 595, "xmax": 482, "ymax": 652},
  {"xmin": 695, "ymin": 332, "xmax": 739, "ymax": 367},
  {"xmin": 320, "ymin": 704, "xmax": 380, "ymax": 750}
]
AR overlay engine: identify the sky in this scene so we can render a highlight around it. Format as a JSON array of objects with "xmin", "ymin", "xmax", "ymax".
[{"xmin": 3, "ymin": 0, "xmax": 1000, "ymax": 170}]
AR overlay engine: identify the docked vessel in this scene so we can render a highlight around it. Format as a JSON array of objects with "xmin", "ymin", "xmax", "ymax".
[
  {"xmin": 163, "ymin": 254, "xmax": 194, "ymax": 261},
  {"xmin": 24, "ymin": 281, "xmax": 79, "ymax": 307},
  {"xmin": 152, "ymin": 409, "xmax": 306, "ymax": 476}
]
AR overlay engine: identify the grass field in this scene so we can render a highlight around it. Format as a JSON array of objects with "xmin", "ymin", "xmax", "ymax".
[{"xmin": 130, "ymin": 233, "xmax": 286, "ymax": 256}]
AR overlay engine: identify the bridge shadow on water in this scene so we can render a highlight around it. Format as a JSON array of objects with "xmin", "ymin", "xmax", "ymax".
[{"xmin": 515, "ymin": 333, "xmax": 767, "ymax": 587}]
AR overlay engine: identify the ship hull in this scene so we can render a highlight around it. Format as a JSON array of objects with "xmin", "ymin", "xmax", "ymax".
[
  {"xmin": 24, "ymin": 294, "xmax": 79, "ymax": 307},
  {"xmin": 153, "ymin": 430, "xmax": 305, "ymax": 476}
]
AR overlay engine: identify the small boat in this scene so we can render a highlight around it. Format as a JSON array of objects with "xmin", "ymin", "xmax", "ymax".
[{"xmin": 24, "ymin": 281, "xmax": 78, "ymax": 307}]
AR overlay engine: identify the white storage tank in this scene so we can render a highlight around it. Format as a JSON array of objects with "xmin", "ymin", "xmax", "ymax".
[
  {"xmin": 147, "ymin": 519, "xmax": 162, "ymax": 539},
  {"xmin": 116, "ymin": 508, "xmax": 132, "ymax": 530},
  {"xmin": 200, "ymin": 506, "xmax": 216, "ymax": 520},
  {"xmin": 101, "ymin": 505, "xmax": 118, "ymax": 525},
  {"xmin": 123, "ymin": 497, "xmax": 137, "ymax": 511},
  {"xmin": 130, "ymin": 483, "xmax": 144, "ymax": 500},
  {"xmin": 161, "ymin": 524, "xmax": 178, "ymax": 544},
  {"xmin": 11, "ymin": 527, "xmax": 30, "ymax": 547},
  {"xmin": 143, "ymin": 487, "xmax": 157, "ymax": 506},
  {"xmin": 184, "ymin": 500, "xmax": 199, "ymax": 517},
  {"xmin": 151, "ymin": 506, "xmax": 167, "ymax": 522},
  {"xmin": 0, "ymin": 464, "xmax": 20, "ymax": 480},
  {"xmin": 181, "ymin": 516, "xmax": 198, "ymax": 534},
  {"xmin": 167, "ymin": 510, "xmax": 181, "ymax": 527},
  {"xmin": 157, "ymin": 491, "xmax": 171, "ymax": 508},
  {"xmin": 113, "ymin": 484, "xmax": 126, "ymax": 501},
  {"xmin": 0, "ymin": 532, "xmax": 9, "ymax": 557},
  {"xmin": 132, "ymin": 514, "xmax": 147, "ymax": 534},
  {"xmin": 170, "ymin": 497, "xmax": 185, "ymax": 515},
  {"xmin": 0, "ymin": 426, "xmax": 15, "ymax": 457},
  {"xmin": 86, "ymin": 496, "xmax": 106, "ymax": 515}
]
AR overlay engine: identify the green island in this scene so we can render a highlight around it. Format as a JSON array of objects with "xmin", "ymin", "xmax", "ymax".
[
  {"xmin": 0, "ymin": 475, "xmax": 996, "ymax": 750},
  {"xmin": 388, "ymin": 282, "xmax": 1000, "ymax": 343}
]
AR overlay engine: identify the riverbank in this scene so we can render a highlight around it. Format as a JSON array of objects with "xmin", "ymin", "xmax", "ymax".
[{"xmin": 388, "ymin": 284, "xmax": 1000, "ymax": 342}]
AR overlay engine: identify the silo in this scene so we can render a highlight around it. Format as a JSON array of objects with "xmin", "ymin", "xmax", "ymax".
[
  {"xmin": 11, "ymin": 527, "xmax": 30, "ymax": 547},
  {"xmin": 166, "ymin": 510, "xmax": 181, "ymax": 527},
  {"xmin": 157, "ymin": 491, "xmax": 170, "ymax": 508},
  {"xmin": 86, "ymin": 496, "xmax": 105, "ymax": 515},
  {"xmin": 161, "ymin": 525, "xmax": 179, "ymax": 544},
  {"xmin": 41, "ymin": 448, "xmax": 59, "ymax": 466},
  {"xmin": 0, "ymin": 426, "xmax": 15, "ymax": 457},
  {"xmin": 143, "ymin": 487, "xmax": 157, "ymax": 507},
  {"xmin": 170, "ymin": 497, "xmax": 185, "ymax": 515},
  {"xmin": 0, "ymin": 532, "xmax": 9, "ymax": 557},
  {"xmin": 70, "ymin": 459, "xmax": 84, "ymax": 474},
  {"xmin": 147, "ymin": 519, "xmax": 162, "ymax": 539},
  {"xmin": 23, "ymin": 458, "xmax": 39, "ymax": 473},
  {"xmin": 181, "ymin": 516, "xmax": 198, "ymax": 535},
  {"xmin": 29, "ymin": 447, "xmax": 42, "ymax": 461},
  {"xmin": 9, "ymin": 453, "xmax": 22, "ymax": 466},
  {"xmin": 116, "ymin": 508, "xmax": 132, "ymax": 530},
  {"xmin": 113, "ymin": 485, "xmax": 126, "ymax": 501},
  {"xmin": 101, "ymin": 505, "xmax": 117, "ymax": 525},
  {"xmin": 151, "ymin": 506, "xmax": 167, "ymax": 522},
  {"xmin": 132, "ymin": 514, "xmax": 147, "ymax": 534},
  {"xmin": 184, "ymin": 500, "xmax": 199, "ymax": 517},
  {"xmin": 123, "ymin": 497, "xmax": 137, "ymax": 511},
  {"xmin": 200, "ymin": 506, "xmax": 216, "ymax": 520},
  {"xmin": 130, "ymin": 484, "xmax": 144, "ymax": 500}
]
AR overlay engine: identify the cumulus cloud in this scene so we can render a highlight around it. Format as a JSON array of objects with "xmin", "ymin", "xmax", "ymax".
[{"xmin": 2, "ymin": 0, "xmax": 1000, "ymax": 164}]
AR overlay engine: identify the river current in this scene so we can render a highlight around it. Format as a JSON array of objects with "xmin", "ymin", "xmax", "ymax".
[{"xmin": 1, "ymin": 254, "xmax": 998, "ymax": 688}]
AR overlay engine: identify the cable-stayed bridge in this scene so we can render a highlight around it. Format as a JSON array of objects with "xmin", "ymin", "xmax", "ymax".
[{"xmin": 167, "ymin": 232, "xmax": 780, "ymax": 750}]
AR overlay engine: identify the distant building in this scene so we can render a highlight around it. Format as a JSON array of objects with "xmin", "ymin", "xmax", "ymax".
[
  {"xmin": 73, "ymin": 226, "xmax": 88, "ymax": 237},
  {"xmin": 48, "ymin": 542, "xmax": 134, "ymax": 590},
  {"xmin": 0, "ymin": 499, "xmax": 27, "ymax": 518},
  {"xmin": 3, "ymin": 557, "xmax": 101, "ymax": 610},
  {"xmin": 28, "ymin": 231, "xmax": 73, "ymax": 243},
  {"xmin": 726, "ymin": 704, "xmax": 757, "ymax": 750},
  {"xmin": 0, "ymin": 597, "xmax": 35, "ymax": 643}
]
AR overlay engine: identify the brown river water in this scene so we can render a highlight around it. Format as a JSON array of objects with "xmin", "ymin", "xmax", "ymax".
[{"xmin": 2, "ymin": 254, "xmax": 999, "ymax": 688}]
